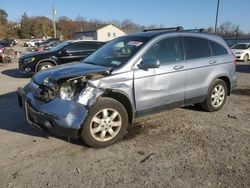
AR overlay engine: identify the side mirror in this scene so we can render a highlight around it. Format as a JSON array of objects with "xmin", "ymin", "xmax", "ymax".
[{"xmin": 137, "ymin": 59, "xmax": 160, "ymax": 70}]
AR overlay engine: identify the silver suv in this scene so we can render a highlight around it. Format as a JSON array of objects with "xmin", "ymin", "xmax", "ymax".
[{"xmin": 18, "ymin": 27, "xmax": 237, "ymax": 148}]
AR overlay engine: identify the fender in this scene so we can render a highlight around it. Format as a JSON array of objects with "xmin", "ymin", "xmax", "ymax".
[{"xmin": 104, "ymin": 88, "xmax": 136, "ymax": 124}]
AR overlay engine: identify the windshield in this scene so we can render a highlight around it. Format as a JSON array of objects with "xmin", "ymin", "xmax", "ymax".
[
  {"xmin": 82, "ymin": 36, "xmax": 149, "ymax": 68},
  {"xmin": 232, "ymin": 44, "xmax": 249, "ymax": 50},
  {"xmin": 50, "ymin": 41, "xmax": 69, "ymax": 51}
]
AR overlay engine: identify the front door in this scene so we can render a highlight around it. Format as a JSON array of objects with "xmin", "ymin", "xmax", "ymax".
[{"xmin": 134, "ymin": 36, "xmax": 186, "ymax": 113}]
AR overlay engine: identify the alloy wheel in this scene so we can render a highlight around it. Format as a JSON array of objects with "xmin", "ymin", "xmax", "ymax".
[
  {"xmin": 211, "ymin": 84, "xmax": 225, "ymax": 108},
  {"xmin": 40, "ymin": 64, "xmax": 53, "ymax": 71},
  {"xmin": 90, "ymin": 108, "xmax": 122, "ymax": 142}
]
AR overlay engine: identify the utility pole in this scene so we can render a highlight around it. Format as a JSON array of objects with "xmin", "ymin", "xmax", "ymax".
[
  {"xmin": 52, "ymin": 2, "xmax": 57, "ymax": 38},
  {"xmin": 214, "ymin": 0, "xmax": 220, "ymax": 34}
]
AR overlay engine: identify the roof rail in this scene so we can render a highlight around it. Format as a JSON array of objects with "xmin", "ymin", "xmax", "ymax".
[
  {"xmin": 184, "ymin": 28, "xmax": 205, "ymax": 32},
  {"xmin": 143, "ymin": 26, "xmax": 184, "ymax": 32}
]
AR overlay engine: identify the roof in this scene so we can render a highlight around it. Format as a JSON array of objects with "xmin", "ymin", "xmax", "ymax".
[
  {"xmin": 224, "ymin": 36, "xmax": 250, "ymax": 40},
  {"xmin": 67, "ymin": 39, "xmax": 104, "ymax": 43},
  {"xmin": 126, "ymin": 30, "xmax": 216, "ymax": 39}
]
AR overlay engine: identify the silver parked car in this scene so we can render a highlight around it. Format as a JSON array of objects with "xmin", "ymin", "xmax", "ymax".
[{"xmin": 18, "ymin": 27, "xmax": 237, "ymax": 148}]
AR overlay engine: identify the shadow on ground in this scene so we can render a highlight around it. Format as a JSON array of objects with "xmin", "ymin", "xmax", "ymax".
[
  {"xmin": 1, "ymin": 68, "xmax": 30, "ymax": 78},
  {"xmin": 236, "ymin": 64, "xmax": 250, "ymax": 73},
  {"xmin": 232, "ymin": 88, "xmax": 250, "ymax": 96},
  {"xmin": 0, "ymin": 91, "xmax": 85, "ymax": 147}
]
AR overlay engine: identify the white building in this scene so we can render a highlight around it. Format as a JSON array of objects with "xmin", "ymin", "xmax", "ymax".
[{"xmin": 74, "ymin": 24, "xmax": 126, "ymax": 42}]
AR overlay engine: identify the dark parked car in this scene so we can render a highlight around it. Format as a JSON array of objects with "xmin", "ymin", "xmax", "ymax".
[
  {"xmin": 0, "ymin": 44, "xmax": 5, "ymax": 53},
  {"xmin": 33, "ymin": 41, "xmax": 62, "ymax": 52},
  {"xmin": 0, "ymin": 40, "xmax": 10, "ymax": 47},
  {"xmin": 19, "ymin": 40, "xmax": 104, "ymax": 74},
  {"xmin": 18, "ymin": 27, "xmax": 237, "ymax": 148},
  {"xmin": 1, "ymin": 38, "xmax": 17, "ymax": 47},
  {"xmin": 36, "ymin": 38, "xmax": 60, "ymax": 47}
]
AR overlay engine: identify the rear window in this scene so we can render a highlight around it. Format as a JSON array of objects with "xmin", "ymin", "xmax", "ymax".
[
  {"xmin": 183, "ymin": 37, "xmax": 211, "ymax": 60},
  {"xmin": 209, "ymin": 40, "xmax": 228, "ymax": 56}
]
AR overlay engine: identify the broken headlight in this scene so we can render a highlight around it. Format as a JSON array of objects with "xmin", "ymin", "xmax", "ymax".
[
  {"xmin": 59, "ymin": 77, "xmax": 87, "ymax": 100},
  {"xmin": 59, "ymin": 81, "xmax": 77, "ymax": 100}
]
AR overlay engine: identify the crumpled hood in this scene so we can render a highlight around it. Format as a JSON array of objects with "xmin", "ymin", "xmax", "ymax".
[{"xmin": 32, "ymin": 62, "xmax": 112, "ymax": 85}]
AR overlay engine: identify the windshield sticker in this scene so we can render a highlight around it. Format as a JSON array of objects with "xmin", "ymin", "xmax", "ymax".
[
  {"xmin": 127, "ymin": 41, "xmax": 143, "ymax": 47},
  {"xmin": 110, "ymin": 60, "xmax": 122, "ymax": 66}
]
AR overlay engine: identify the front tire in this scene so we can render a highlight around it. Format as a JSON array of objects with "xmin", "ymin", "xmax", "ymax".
[
  {"xmin": 243, "ymin": 54, "xmax": 249, "ymax": 62},
  {"xmin": 201, "ymin": 79, "xmax": 228, "ymax": 112},
  {"xmin": 81, "ymin": 97, "xmax": 128, "ymax": 148},
  {"xmin": 37, "ymin": 62, "xmax": 54, "ymax": 72}
]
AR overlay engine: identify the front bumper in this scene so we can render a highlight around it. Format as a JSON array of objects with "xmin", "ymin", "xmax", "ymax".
[
  {"xmin": 18, "ymin": 60, "xmax": 35, "ymax": 74},
  {"xmin": 234, "ymin": 54, "xmax": 244, "ymax": 61},
  {"xmin": 19, "ymin": 65, "xmax": 34, "ymax": 75},
  {"xmin": 18, "ymin": 87, "xmax": 88, "ymax": 138}
]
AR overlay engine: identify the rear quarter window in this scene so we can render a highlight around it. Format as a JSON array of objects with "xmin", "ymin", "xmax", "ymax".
[
  {"xmin": 183, "ymin": 36, "xmax": 211, "ymax": 60},
  {"xmin": 209, "ymin": 40, "xmax": 228, "ymax": 56}
]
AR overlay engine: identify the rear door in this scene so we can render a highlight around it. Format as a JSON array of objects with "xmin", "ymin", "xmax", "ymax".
[
  {"xmin": 134, "ymin": 36, "xmax": 186, "ymax": 113},
  {"xmin": 183, "ymin": 36, "xmax": 214, "ymax": 102}
]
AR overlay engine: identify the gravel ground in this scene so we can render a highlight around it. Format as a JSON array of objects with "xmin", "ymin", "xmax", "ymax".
[{"xmin": 0, "ymin": 45, "xmax": 250, "ymax": 187}]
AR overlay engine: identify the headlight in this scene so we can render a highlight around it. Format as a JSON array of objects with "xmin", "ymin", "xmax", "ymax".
[
  {"xmin": 24, "ymin": 57, "xmax": 35, "ymax": 64},
  {"xmin": 59, "ymin": 81, "xmax": 78, "ymax": 100},
  {"xmin": 235, "ymin": 51, "xmax": 243, "ymax": 55}
]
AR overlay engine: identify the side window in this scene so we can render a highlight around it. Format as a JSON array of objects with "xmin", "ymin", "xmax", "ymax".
[
  {"xmin": 65, "ymin": 42, "xmax": 98, "ymax": 52},
  {"xmin": 183, "ymin": 37, "xmax": 211, "ymax": 60},
  {"xmin": 80, "ymin": 42, "xmax": 99, "ymax": 50},
  {"xmin": 64, "ymin": 43, "xmax": 79, "ymax": 52},
  {"xmin": 142, "ymin": 37, "xmax": 183, "ymax": 64},
  {"xmin": 209, "ymin": 40, "xmax": 228, "ymax": 56}
]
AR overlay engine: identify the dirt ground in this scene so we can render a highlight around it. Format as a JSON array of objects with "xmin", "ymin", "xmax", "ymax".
[{"xmin": 0, "ymin": 45, "xmax": 250, "ymax": 187}]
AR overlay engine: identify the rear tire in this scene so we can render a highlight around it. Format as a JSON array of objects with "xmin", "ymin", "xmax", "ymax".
[
  {"xmin": 81, "ymin": 97, "xmax": 128, "ymax": 148},
  {"xmin": 201, "ymin": 79, "xmax": 228, "ymax": 112},
  {"xmin": 243, "ymin": 54, "xmax": 249, "ymax": 62}
]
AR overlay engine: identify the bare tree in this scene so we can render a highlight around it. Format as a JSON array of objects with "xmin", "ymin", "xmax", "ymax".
[{"xmin": 217, "ymin": 21, "xmax": 241, "ymax": 37}]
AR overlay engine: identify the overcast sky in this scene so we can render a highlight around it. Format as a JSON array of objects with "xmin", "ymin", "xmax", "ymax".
[{"xmin": 1, "ymin": 0, "xmax": 250, "ymax": 33}]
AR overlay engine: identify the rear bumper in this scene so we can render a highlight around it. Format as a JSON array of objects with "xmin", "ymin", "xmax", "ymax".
[{"xmin": 18, "ymin": 87, "xmax": 88, "ymax": 138}]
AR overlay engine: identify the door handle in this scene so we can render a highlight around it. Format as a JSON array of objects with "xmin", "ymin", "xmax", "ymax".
[
  {"xmin": 209, "ymin": 60, "xmax": 217, "ymax": 64},
  {"xmin": 173, "ymin": 65, "xmax": 184, "ymax": 70}
]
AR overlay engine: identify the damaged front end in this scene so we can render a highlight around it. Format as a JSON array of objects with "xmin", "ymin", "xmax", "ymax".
[{"xmin": 18, "ymin": 63, "xmax": 112, "ymax": 138}]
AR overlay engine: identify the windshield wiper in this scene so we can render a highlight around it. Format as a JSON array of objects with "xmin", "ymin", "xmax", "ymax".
[{"xmin": 83, "ymin": 61, "xmax": 98, "ymax": 65}]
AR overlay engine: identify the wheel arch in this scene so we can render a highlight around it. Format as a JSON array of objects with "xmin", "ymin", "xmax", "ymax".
[
  {"xmin": 35, "ymin": 59, "xmax": 57, "ymax": 72},
  {"xmin": 216, "ymin": 76, "xmax": 231, "ymax": 95},
  {"xmin": 103, "ymin": 90, "xmax": 135, "ymax": 124}
]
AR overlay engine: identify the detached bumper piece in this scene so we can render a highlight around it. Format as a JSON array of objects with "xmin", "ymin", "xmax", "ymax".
[{"xmin": 18, "ymin": 87, "xmax": 88, "ymax": 138}]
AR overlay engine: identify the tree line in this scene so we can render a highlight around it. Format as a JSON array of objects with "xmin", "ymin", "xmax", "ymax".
[{"xmin": 0, "ymin": 8, "xmax": 249, "ymax": 39}]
